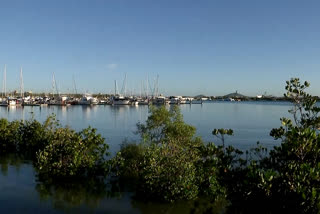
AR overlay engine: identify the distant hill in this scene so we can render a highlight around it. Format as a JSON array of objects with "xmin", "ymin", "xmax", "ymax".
[
  {"xmin": 223, "ymin": 91, "xmax": 247, "ymax": 98},
  {"xmin": 194, "ymin": 94, "xmax": 208, "ymax": 98}
]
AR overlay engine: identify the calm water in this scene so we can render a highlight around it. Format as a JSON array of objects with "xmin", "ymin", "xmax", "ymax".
[{"xmin": 0, "ymin": 101, "xmax": 291, "ymax": 213}]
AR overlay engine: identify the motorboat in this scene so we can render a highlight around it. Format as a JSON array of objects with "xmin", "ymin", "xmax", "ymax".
[
  {"xmin": 79, "ymin": 94, "xmax": 98, "ymax": 105},
  {"xmin": 112, "ymin": 95, "xmax": 130, "ymax": 105},
  {"xmin": 152, "ymin": 95, "xmax": 166, "ymax": 105}
]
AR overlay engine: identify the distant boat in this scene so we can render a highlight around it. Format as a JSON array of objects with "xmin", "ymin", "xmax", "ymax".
[
  {"xmin": 79, "ymin": 94, "xmax": 98, "ymax": 105},
  {"xmin": 112, "ymin": 95, "xmax": 130, "ymax": 105},
  {"xmin": 111, "ymin": 78, "xmax": 130, "ymax": 105},
  {"xmin": 0, "ymin": 99, "xmax": 8, "ymax": 106},
  {"xmin": 138, "ymin": 99, "xmax": 149, "ymax": 105},
  {"xmin": 226, "ymin": 98, "xmax": 235, "ymax": 101},
  {"xmin": 152, "ymin": 95, "xmax": 166, "ymax": 105},
  {"xmin": 0, "ymin": 65, "xmax": 8, "ymax": 106},
  {"xmin": 49, "ymin": 95, "xmax": 70, "ymax": 106},
  {"xmin": 8, "ymin": 99, "xmax": 17, "ymax": 106},
  {"xmin": 185, "ymin": 97, "xmax": 193, "ymax": 104},
  {"xmin": 169, "ymin": 96, "xmax": 180, "ymax": 104},
  {"xmin": 131, "ymin": 100, "xmax": 139, "ymax": 105}
]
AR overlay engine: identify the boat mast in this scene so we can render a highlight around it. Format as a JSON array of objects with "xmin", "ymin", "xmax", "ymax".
[
  {"xmin": 156, "ymin": 74, "xmax": 159, "ymax": 97},
  {"xmin": 52, "ymin": 73, "xmax": 55, "ymax": 97},
  {"xmin": 152, "ymin": 77, "xmax": 156, "ymax": 98},
  {"xmin": 114, "ymin": 80, "xmax": 118, "ymax": 96},
  {"xmin": 120, "ymin": 73, "xmax": 127, "ymax": 96},
  {"xmin": 146, "ymin": 74, "xmax": 149, "ymax": 98},
  {"xmin": 19, "ymin": 67, "xmax": 24, "ymax": 98},
  {"xmin": 3, "ymin": 64, "xmax": 6, "ymax": 98},
  {"xmin": 72, "ymin": 74, "xmax": 78, "ymax": 95},
  {"xmin": 140, "ymin": 80, "xmax": 142, "ymax": 98},
  {"xmin": 52, "ymin": 72, "xmax": 59, "ymax": 97}
]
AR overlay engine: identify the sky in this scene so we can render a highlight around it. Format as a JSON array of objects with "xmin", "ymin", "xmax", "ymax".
[{"xmin": 0, "ymin": 0, "xmax": 319, "ymax": 96}]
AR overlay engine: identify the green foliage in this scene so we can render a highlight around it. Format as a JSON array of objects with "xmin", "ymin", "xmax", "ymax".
[
  {"xmin": 140, "ymin": 141, "xmax": 200, "ymax": 201},
  {"xmin": 231, "ymin": 78, "xmax": 320, "ymax": 213},
  {"xmin": 36, "ymin": 126, "xmax": 109, "ymax": 177},
  {"xmin": 137, "ymin": 105, "xmax": 196, "ymax": 145},
  {"xmin": 114, "ymin": 105, "xmax": 225, "ymax": 202},
  {"xmin": 17, "ymin": 118, "xmax": 52, "ymax": 158},
  {"xmin": 212, "ymin": 128, "xmax": 234, "ymax": 148},
  {"xmin": 0, "ymin": 115, "xmax": 59, "ymax": 157},
  {"xmin": 0, "ymin": 119, "xmax": 21, "ymax": 153},
  {"xmin": 112, "ymin": 143, "xmax": 146, "ymax": 181},
  {"xmin": 0, "ymin": 115, "xmax": 110, "ymax": 178}
]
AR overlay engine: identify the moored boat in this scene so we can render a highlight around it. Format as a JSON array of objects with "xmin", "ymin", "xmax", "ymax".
[{"xmin": 112, "ymin": 95, "xmax": 130, "ymax": 105}]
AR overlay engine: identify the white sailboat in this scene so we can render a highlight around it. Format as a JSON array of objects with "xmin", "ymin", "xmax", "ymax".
[
  {"xmin": 48, "ymin": 73, "xmax": 70, "ymax": 106},
  {"xmin": 0, "ymin": 65, "xmax": 17, "ymax": 106},
  {"xmin": 79, "ymin": 93, "xmax": 98, "ymax": 105},
  {"xmin": 0, "ymin": 65, "xmax": 8, "ymax": 106},
  {"xmin": 112, "ymin": 77, "xmax": 130, "ymax": 105}
]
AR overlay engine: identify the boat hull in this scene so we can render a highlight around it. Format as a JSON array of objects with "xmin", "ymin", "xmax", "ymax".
[{"xmin": 113, "ymin": 100, "xmax": 130, "ymax": 105}]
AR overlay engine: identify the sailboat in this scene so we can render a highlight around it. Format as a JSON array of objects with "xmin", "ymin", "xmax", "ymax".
[
  {"xmin": 48, "ymin": 73, "xmax": 70, "ymax": 106},
  {"xmin": 0, "ymin": 65, "xmax": 7, "ymax": 106},
  {"xmin": 78, "ymin": 93, "xmax": 98, "ymax": 105},
  {"xmin": 0, "ymin": 65, "xmax": 17, "ymax": 106},
  {"xmin": 112, "ymin": 75, "xmax": 130, "ymax": 105}
]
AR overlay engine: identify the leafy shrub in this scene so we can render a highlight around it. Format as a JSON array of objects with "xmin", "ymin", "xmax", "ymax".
[
  {"xmin": 263, "ymin": 78, "xmax": 320, "ymax": 212},
  {"xmin": 113, "ymin": 105, "xmax": 224, "ymax": 202},
  {"xmin": 228, "ymin": 78, "xmax": 320, "ymax": 213},
  {"xmin": 136, "ymin": 105, "xmax": 196, "ymax": 145},
  {"xmin": 140, "ymin": 141, "xmax": 200, "ymax": 201},
  {"xmin": 36, "ymin": 126, "xmax": 109, "ymax": 178},
  {"xmin": 0, "ymin": 119, "xmax": 21, "ymax": 153},
  {"xmin": 112, "ymin": 143, "xmax": 146, "ymax": 181}
]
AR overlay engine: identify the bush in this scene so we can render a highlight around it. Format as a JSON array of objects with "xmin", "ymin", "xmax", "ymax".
[
  {"xmin": 227, "ymin": 78, "xmax": 320, "ymax": 213},
  {"xmin": 0, "ymin": 114, "xmax": 110, "ymax": 178},
  {"xmin": 140, "ymin": 141, "xmax": 200, "ymax": 201},
  {"xmin": 0, "ymin": 119, "xmax": 21, "ymax": 153},
  {"xmin": 112, "ymin": 143, "xmax": 146, "ymax": 181},
  {"xmin": 0, "ymin": 115, "xmax": 58, "ymax": 157},
  {"xmin": 264, "ymin": 78, "xmax": 320, "ymax": 212},
  {"xmin": 113, "ymin": 105, "xmax": 224, "ymax": 202},
  {"xmin": 36, "ymin": 126, "xmax": 109, "ymax": 178}
]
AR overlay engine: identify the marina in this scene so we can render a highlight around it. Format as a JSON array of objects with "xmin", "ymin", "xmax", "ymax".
[{"xmin": 1, "ymin": 0, "xmax": 319, "ymax": 212}]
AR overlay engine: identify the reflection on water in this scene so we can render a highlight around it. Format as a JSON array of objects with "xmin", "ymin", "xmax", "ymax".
[
  {"xmin": 36, "ymin": 177, "xmax": 111, "ymax": 211},
  {"xmin": 0, "ymin": 155, "xmax": 24, "ymax": 176},
  {"xmin": 0, "ymin": 155, "xmax": 226, "ymax": 214}
]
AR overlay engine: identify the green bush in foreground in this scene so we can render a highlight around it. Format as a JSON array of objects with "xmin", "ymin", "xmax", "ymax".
[
  {"xmin": 226, "ymin": 78, "xmax": 320, "ymax": 213},
  {"xmin": 0, "ymin": 115, "xmax": 110, "ymax": 178},
  {"xmin": 0, "ymin": 119, "xmax": 21, "ymax": 153},
  {"xmin": 265, "ymin": 78, "xmax": 320, "ymax": 213},
  {"xmin": 113, "ymin": 106, "xmax": 225, "ymax": 202},
  {"xmin": 36, "ymin": 126, "xmax": 109, "ymax": 177},
  {"xmin": 113, "ymin": 78, "xmax": 320, "ymax": 213}
]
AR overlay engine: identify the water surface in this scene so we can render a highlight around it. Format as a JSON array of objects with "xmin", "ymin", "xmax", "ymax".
[{"xmin": 0, "ymin": 101, "xmax": 292, "ymax": 213}]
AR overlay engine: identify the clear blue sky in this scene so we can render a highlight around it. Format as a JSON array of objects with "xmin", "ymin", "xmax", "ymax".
[{"xmin": 0, "ymin": 0, "xmax": 319, "ymax": 96}]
